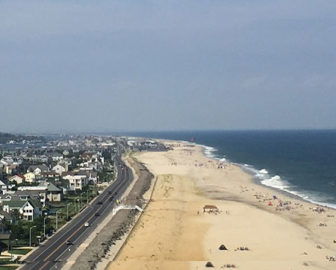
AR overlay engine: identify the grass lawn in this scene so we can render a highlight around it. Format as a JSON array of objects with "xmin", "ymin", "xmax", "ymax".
[
  {"xmin": 9, "ymin": 249, "xmax": 31, "ymax": 255},
  {"xmin": 0, "ymin": 266, "xmax": 19, "ymax": 270}
]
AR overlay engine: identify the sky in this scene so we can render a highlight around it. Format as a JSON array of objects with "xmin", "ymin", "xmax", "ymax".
[{"xmin": 1, "ymin": 0, "xmax": 336, "ymax": 133}]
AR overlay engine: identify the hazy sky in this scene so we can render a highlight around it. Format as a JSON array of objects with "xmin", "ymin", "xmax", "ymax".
[{"xmin": 1, "ymin": 0, "xmax": 336, "ymax": 133}]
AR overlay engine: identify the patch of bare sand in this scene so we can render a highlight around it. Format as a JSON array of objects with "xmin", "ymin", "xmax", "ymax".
[{"xmin": 110, "ymin": 174, "xmax": 208, "ymax": 270}]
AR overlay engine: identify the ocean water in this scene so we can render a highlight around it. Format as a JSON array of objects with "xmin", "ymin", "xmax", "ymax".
[{"xmin": 127, "ymin": 130, "xmax": 336, "ymax": 209}]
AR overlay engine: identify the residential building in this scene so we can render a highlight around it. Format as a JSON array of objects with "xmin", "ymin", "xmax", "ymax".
[
  {"xmin": 24, "ymin": 172, "xmax": 36, "ymax": 183},
  {"xmin": 63, "ymin": 174, "xmax": 88, "ymax": 191},
  {"xmin": 49, "ymin": 152, "xmax": 63, "ymax": 161},
  {"xmin": 52, "ymin": 164, "xmax": 66, "ymax": 175},
  {"xmin": 8, "ymin": 175, "xmax": 25, "ymax": 184},
  {"xmin": 27, "ymin": 164, "xmax": 49, "ymax": 176},
  {"xmin": 46, "ymin": 183, "xmax": 63, "ymax": 202},
  {"xmin": 2, "ymin": 199, "xmax": 42, "ymax": 221}
]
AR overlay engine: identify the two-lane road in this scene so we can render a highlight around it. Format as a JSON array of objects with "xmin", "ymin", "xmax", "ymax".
[{"xmin": 21, "ymin": 157, "xmax": 133, "ymax": 270}]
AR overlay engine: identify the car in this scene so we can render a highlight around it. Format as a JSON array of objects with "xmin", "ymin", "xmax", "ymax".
[
  {"xmin": 84, "ymin": 222, "xmax": 89, "ymax": 227},
  {"xmin": 66, "ymin": 240, "xmax": 73, "ymax": 245},
  {"xmin": 97, "ymin": 201, "xmax": 103, "ymax": 205},
  {"xmin": 108, "ymin": 191, "xmax": 112, "ymax": 194},
  {"xmin": 95, "ymin": 212, "xmax": 100, "ymax": 216}
]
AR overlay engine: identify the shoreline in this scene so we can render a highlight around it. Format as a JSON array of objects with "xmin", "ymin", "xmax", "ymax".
[
  {"xmin": 193, "ymin": 141, "xmax": 336, "ymax": 210},
  {"xmin": 108, "ymin": 139, "xmax": 336, "ymax": 269}
]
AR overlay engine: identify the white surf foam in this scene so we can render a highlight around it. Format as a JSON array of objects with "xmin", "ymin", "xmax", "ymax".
[
  {"xmin": 261, "ymin": 175, "xmax": 290, "ymax": 190},
  {"xmin": 197, "ymin": 143, "xmax": 336, "ymax": 210},
  {"xmin": 241, "ymin": 164, "xmax": 336, "ymax": 209},
  {"xmin": 259, "ymin": 169, "xmax": 268, "ymax": 174}
]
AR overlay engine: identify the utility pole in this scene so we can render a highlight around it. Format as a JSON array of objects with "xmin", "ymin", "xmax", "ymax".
[{"xmin": 29, "ymin": 226, "xmax": 36, "ymax": 247}]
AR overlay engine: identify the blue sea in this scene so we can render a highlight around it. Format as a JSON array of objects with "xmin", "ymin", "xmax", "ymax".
[{"xmin": 126, "ymin": 130, "xmax": 336, "ymax": 209}]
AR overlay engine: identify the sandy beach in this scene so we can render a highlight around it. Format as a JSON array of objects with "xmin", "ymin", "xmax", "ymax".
[{"xmin": 108, "ymin": 141, "xmax": 336, "ymax": 270}]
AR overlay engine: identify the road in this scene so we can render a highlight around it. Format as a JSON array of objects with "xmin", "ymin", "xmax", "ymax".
[{"xmin": 21, "ymin": 156, "xmax": 133, "ymax": 270}]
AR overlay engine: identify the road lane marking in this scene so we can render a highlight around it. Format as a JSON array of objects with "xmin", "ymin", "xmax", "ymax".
[{"xmin": 28, "ymin": 162, "xmax": 129, "ymax": 269}]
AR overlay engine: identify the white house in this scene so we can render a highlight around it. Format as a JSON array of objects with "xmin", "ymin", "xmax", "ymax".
[
  {"xmin": 27, "ymin": 164, "xmax": 49, "ymax": 176},
  {"xmin": 63, "ymin": 175, "xmax": 88, "ymax": 191},
  {"xmin": 2, "ymin": 199, "xmax": 42, "ymax": 221},
  {"xmin": 9, "ymin": 175, "xmax": 25, "ymax": 184},
  {"xmin": 52, "ymin": 164, "xmax": 66, "ymax": 175}
]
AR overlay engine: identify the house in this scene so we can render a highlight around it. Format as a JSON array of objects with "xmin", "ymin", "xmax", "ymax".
[
  {"xmin": 3, "ymin": 164, "xmax": 18, "ymax": 175},
  {"xmin": 78, "ymin": 170, "xmax": 98, "ymax": 184},
  {"xmin": 17, "ymin": 186, "xmax": 47, "ymax": 206},
  {"xmin": 27, "ymin": 164, "xmax": 49, "ymax": 176},
  {"xmin": 24, "ymin": 172, "xmax": 36, "ymax": 183},
  {"xmin": 58, "ymin": 160, "xmax": 69, "ymax": 172},
  {"xmin": 8, "ymin": 175, "xmax": 25, "ymax": 184},
  {"xmin": 46, "ymin": 183, "xmax": 63, "ymax": 202},
  {"xmin": 63, "ymin": 174, "xmax": 88, "ymax": 191},
  {"xmin": 49, "ymin": 152, "xmax": 63, "ymax": 162},
  {"xmin": 17, "ymin": 182, "xmax": 63, "ymax": 204},
  {"xmin": 0, "ymin": 179, "xmax": 8, "ymax": 193},
  {"xmin": 0, "ymin": 210, "xmax": 14, "ymax": 224},
  {"xmin": 0, "ymin": 156, "xmax": 14, "ymax": 166},
  {"xmin": 52, "ymin": 164, "xmax": 66, "ymax": 175},
  {"xmin": 41, "ymin": 171, "xmax": 60, "ymax": 181},
  {"xmin": 2, "ymin": 199, "xmax": 42, "ymax": 221}
]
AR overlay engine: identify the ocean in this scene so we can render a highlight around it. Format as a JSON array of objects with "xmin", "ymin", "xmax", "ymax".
[{"xmin": 127, "ymin": 130, "xmax": 336, "ymax": 209}]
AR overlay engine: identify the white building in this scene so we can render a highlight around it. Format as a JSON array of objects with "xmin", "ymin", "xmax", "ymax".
[
  {"xmin": 9, "ymin": 175, "xmax": 25, "ymax": 184},
  {"xmin": 52, "ymin": 164, "xmax": 66, "ymax": 175},
  {"xmin": 63, "ymin": 175, "xmax": 88, "ymax": 191},
  {"xmin": 2, "ymin": 199, "xmax": 42, "ymax": 221}
]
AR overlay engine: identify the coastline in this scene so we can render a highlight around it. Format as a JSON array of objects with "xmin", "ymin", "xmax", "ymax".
[
  {"xmin": 196, "ymin": 142, "xmax": 336, "ymax": 210},
  {"xmin": 108, "ymin": 139, "xmax": 336, "ymax": 270}
]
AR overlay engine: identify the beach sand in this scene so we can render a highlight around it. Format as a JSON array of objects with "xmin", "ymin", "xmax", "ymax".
[{"xmin": 108, "ymin": 141, "xmax": 336, "ymax": 270}]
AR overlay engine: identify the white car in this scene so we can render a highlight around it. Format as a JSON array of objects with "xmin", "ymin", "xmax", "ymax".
[{"xmin": 84, "ymin": 222, "xmax": 89, "ymax": 227}]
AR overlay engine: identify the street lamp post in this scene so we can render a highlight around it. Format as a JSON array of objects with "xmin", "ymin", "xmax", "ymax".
[
  {"xmin": 66, "ymin": 203, "xmax": 71, "ymax": 220},
  {"xmin": 56, "ymin": 211, "xmax": 60, "ymax": 230},
  {"xmin": 43, "ymin": 217, "xmax": 47, "ymax": 238},
  {"xmin": 29, "ymin": 226, "xmax": 36, "ymax": 247}
]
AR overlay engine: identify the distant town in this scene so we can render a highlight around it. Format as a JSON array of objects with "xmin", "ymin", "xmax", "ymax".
[{"xmin": 0, "ymin": 132, "xmax": 166, "ymax": 266}]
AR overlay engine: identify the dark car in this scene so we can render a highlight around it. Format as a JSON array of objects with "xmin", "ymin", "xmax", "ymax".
[
  {"xmin": 97, "ymin": 201, "xmax": 103, "ymax": 205},
  {"xmin": 95, "ymin": 212, "xmax": 100, "ymax": 216},
  {"xmin": 66, "ymin": 240, "xmax": 73, "ymax": 245},
  {"xmin": 108, "ymin": 191, "xmax": 112, "ymax": 194}
]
